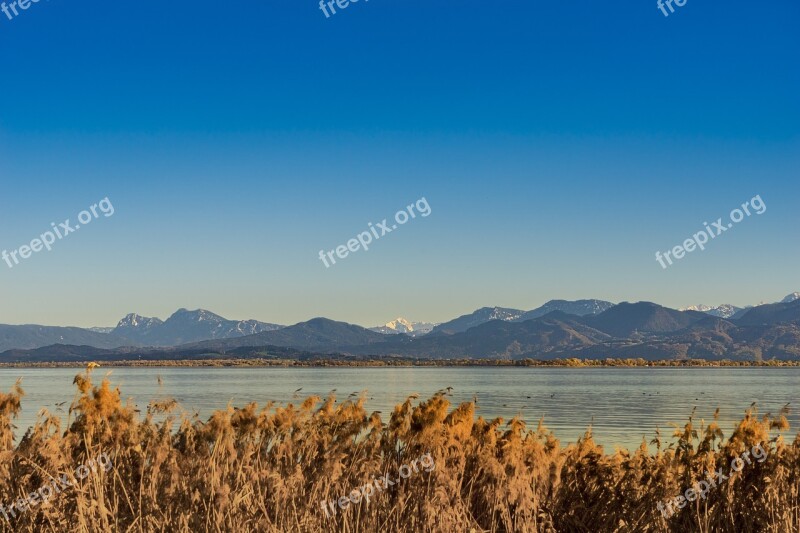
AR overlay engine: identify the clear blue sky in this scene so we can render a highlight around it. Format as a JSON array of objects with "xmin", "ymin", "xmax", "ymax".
[{"xmin": 0, "ymin": 0, "xmax": 798, "ymax": 327}]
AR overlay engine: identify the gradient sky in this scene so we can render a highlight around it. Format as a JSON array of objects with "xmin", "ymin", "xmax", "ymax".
[{"xmin": 0, "ymin": 0, "xmax": 798, "ymax": 328}]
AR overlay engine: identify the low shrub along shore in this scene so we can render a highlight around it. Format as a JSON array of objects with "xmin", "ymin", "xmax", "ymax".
[{"xmin": 2, "ymin": 357, "xmax": 800, "ymax": 368}]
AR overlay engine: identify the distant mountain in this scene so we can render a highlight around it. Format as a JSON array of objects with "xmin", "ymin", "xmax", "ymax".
[
  {"xmin": 353, "ymin": 308, "xmax": 800, "ymax": 361},
  {"xmin": 0, "ymin": 343, "xmax": 316, "ymax": 364},
  {"xmin": 11, "ymin": 310, "xmax": 800, "ymax": 363},
  {"xmin": 428, "ymin": 301, "xmax": 613, "ymax": 337},
  {"xmin": 0, "ymin": 344, "xmax": 133, "ymax": 363},
  {"xmin": 0, "ymin": 325, "xmax": 131, "ymax": 353},
  {"xmin": 4, "ymin": 293, "xmax": 800, "ymax": 363},
  {"xmin": 561, "ymin": 321, "xmax": 800, "ymax": 362},
  {"xmin": 683, "ymin": 293, "xmax": 799, "ymax": 320},
  {"xmin": 88, "ymin": 327, "xmax": 116, "ymax": 334},
  {"xmin": 0, "ymin": 309, "xmax": 284, "ymax": 354},
  {"xmin": 370, "ymin": 318, "xmax": 437, "ymax": 336},
  {"xmin": 372, "ymin": 317, "xmax": 413, "ymax": 334},
  {"xmin": 584, "ymin": 302, "xmax": 703, "ymax": 338},
  {"xmin": 186, "ymin": 317, "xmax": 388, "ymax": 351},
  {"xmin": 681, "ymin": 304, "xmax": 742, "ymax": 319},
  {"xmin": 431, "ymin": 307, "xmax": 525, "ymax": 335},
  {"xmin": 735, "ymin": 299, "xmax": 800, "ymax": 327},
  {"xmin": 730, "ymin": 307, "xmax": 753, "ymax": 320},
  {"xmin": 356, "ymin": 312, "xmax": 612, "ymax": 359},
  {"xmin": 112, "ymin": 314, "xmax": 164, "ymax": 339},
  {"xmin": 111, "ymin": 309, "xmax": 283, "ymax": 346},
  {"xmin": 516, "ymin": 299, "xmax": 614, "ymax": 322},
  {"xmin": 683, "ymin": 316, "xmax": 739, "ymax": 334}
]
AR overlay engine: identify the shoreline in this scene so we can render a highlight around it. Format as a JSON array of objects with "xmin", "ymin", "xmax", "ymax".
[{"xmin": 2, "ymin": 357, "xmax": 800, "ymax": 368}]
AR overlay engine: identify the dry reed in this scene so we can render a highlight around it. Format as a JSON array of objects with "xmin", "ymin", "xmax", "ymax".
[{"xmin": 0, "ymin": 369, "xmax": 797, "ymax": 532}]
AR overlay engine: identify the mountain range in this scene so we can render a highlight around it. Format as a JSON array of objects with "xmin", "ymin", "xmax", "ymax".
[
  {"xmin": 681, "ymin": 304, "xmax": 743, "ymax": 319},
  {"xmin": 1, "ymin": 293, "xmax": 799, "ymax": 362},
  {"xmin": 431, "ymin": 307, "xmax": 526, "ymax": 335},
  {"xmin": 0, "ymin": 309, "xmax": 282, "ymax": 353},
  {"xmin": 111, "ymin": 308, "xmax": 283, "ymax": 346},
  {"xmin": 680, "ymin": 293, "xmax": 800, "ymax": 319}
]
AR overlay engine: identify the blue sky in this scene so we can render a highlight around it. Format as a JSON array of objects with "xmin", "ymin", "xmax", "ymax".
[{"xmin": 0, "ymin": 0, "xmax": 798, "ymax": 327}]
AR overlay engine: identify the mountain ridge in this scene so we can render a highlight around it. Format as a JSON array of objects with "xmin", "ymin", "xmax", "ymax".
[
  {"xmin": 111, "ymin": 308, "xmax": 284, "ymax": 346},
  {"xmin": 1, "ymin": 293, "xmax": 799, "ymax": 359},
  {"xmin": 430, "ymin": 307, "xmax": 525, "ymax": 335}
]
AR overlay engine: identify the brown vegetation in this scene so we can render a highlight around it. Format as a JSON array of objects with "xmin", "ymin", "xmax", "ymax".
[
  {"xmin": 2, "ymin": 357, "xmax": 800, "ymax": 369},
  {"xmin": 0, "ymin": 369, "xmax": 798, "ymax": 532}
]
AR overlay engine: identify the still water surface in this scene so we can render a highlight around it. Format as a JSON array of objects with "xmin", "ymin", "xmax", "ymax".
[{"xmin": 1, "ymin": 367, "xmax": 797, "ymax": 449}]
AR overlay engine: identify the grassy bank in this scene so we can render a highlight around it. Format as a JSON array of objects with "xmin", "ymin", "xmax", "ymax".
[{"xmin": 0, "ymin": 369, "xmax": 798, "ymax": 532}]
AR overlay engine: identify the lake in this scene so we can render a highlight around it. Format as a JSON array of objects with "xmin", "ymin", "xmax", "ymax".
[{"xmin": 1, "ymin": 366, "xmax": 797, "ymax": 450}]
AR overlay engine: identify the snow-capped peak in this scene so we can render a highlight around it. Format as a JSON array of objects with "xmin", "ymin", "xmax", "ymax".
[
  {"xmin": 481, "ymin": 307, "xmax": 524, "ymax": 321},
  {"xmin": 116, "ymin": 313, "xmax": 163, "ymax": 329},
  {"xmin": 370, "ymin": 318, "xmax": 438, "ymax": 336},
  {"xmin": 384, "ymin": 317, "xmax": 414, "ymax": 333},
  {"xmin": 681, "ymin": 304, "xmax": 742, "ymax": 319},
  {"xmin": 683, "ymin": 305, "xmax": 713, "ymax": 312},
  {"xmin": 782, "ymin": 292, "xmax": 800, "ymax": 303}
]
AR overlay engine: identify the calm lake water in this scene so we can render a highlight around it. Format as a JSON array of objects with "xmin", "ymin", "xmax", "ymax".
[{"xmin": 1, "ymin": 367, "xmax": 798, "ymax": 450}]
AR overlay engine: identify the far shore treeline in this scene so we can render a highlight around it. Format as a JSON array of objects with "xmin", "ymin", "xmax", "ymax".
[{"xmin": 2, "ymin": 357, "xmax": 800, "ymax": 368}]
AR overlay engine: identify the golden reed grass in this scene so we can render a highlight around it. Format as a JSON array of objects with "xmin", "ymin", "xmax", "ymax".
[{"xmin": 0, "ymin": 369, "xmax": 798, "ymax": 532}]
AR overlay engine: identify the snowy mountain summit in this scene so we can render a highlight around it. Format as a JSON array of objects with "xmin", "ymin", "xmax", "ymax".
[
  {"xmin": 383, "ymin": 317, "xmax": 414, "ymax": 333},
  {"xmin": 682, "ymin": 304, "xmax": 742, "ymax": 319},
  {"xmin": 116, "ymin": 313, "xmax": 164, "ymax": 329},
  {"xmin": 782, "ymin": 292, "xmax": 800, "ymax": 303},
  {"xmin": 112, "ymin": 309, "xmax": 283, "ymax": 346},
  {"xmin": 370, "ymin": 318, "xmax": 437, "ymax": 336}
]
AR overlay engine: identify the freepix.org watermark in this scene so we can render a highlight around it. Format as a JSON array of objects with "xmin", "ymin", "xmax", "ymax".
[
  {"xmin": 0, "ymin": 451, "xmax": 113, "ymax": 523},
  {"xmin": 318, "ymin": 197, "xmax": 431, "ymax": 268},
  {"xmin": 2, "ymin": 197, "xmax": 115, "ymax": 269},
  {"xmin": 657, "ymin": 0, "xmax": 687, "ymax": 17},
  {"xmin": 657, "ymin": 443, "xmax": 769, "ymax": 518},
  {"xmin": 1, "ymin": 0, "xmax": 43, "ymax": 23},
  {"xmin": 655, "ymin": 194, "xmax": 766, "ymax": 270},
  {"xmin": 320, "ymin": 453, "xmax": 435, "ymax": 518},
  {"xmin": 318, "ymin": 0, "xmax": 367, "ymax": 19}
]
